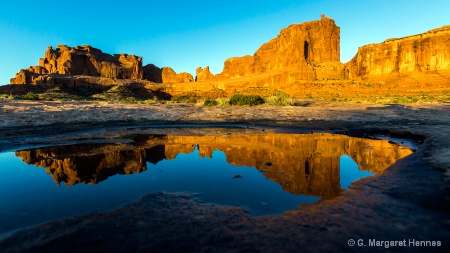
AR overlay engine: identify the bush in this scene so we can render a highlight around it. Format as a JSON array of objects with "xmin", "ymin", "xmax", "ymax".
[
  {"xmin": 171, "ymin": 94, "xmax": 197, "ymax": 103},
  {"xmin": 203, "ymin": 98, "xmax": 218, "ymax": 106},
  {"xmin": 216, "ymin": 97, "xmax": 230, "ymax": 107},
  {"xmin": 267, "ymin": 91, "xmax": 295, "ymax": 106},
  {"xmin": 23, "ymin": 92, "xmax": 39, "ymax": 100},
  {"xmin": 391, "ymin": 96, "xmax": 419, "ymax": 104},
  {"xmin": 229, "ymin": 94, "xmax": 264, "ymax": 106},
  {"xmin": 122, "ymin": 97, "xmax": 138, "ymax": 103}
]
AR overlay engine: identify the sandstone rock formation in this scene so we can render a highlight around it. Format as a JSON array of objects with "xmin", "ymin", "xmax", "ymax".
[
  {"xmin": 159, "ymin": 17, "xmax": 449, "ymax": 98},
  {"xmin": 16, "ymin": 132, "xmax": 412, "ymax": 199},
  {"xmin": 161, "ymin": 67, "xmax": 194, "ymax": 83},
  {"xmin": 195, "ymin": 66, "xmax": 215, "ymax": 81},
  {"xmin": 215, "ymin": 14, "xmax": 347, "ymax": 81},
  {"xmin": 5, "ymin": 15, "xmax": 450, "ymax": 99},
  {"xmin": 10, "ymin": 45, "xmax": 144, "ymax": 84},
  {"xmin": 143, "ymin": 64, "xmax": 162, "ymax": 83},
  {"xmin": 346, "ymin": 25, "xmax": 450, "ymax": 79}
]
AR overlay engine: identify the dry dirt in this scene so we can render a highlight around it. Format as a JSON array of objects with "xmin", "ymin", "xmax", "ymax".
[{"xmin": 0, "ymin": 99, "xmax": 449, "ymax": 252}]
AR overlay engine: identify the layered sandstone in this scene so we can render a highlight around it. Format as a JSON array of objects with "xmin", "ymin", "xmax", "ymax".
[
  {"xmin": 143, "ymin": 65, "xmax": 194, "ymax": 83},
  {"xmin": 346, "ymin": 25, "xmax": 450, "ymax": 79},
  {"xmin": 16, "ymin": 132, "xmax": 412, "ymax": 199},
  {"xmin": 10, "ymin": 45, "xmax": 144, "ymax": 84},
  {"xmin": 5, "ymin": 15, "xmax": 450, "ymax": 100},
  {"xmin": 215, "ymin": 14, "xmax": 346, "ymax": 81},
  {"xmin": 195, "ymin": 66, "xmax": 215, "ymax": 81},
  {"xmin": 8, "ymin": 44, "xmax": 195, "ymax": 86},
  {"xmin": 161, "ymin": 67, "xmax": 194, "ymax": 83}
]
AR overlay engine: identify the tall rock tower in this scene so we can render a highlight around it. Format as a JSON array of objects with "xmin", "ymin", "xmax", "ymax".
[{"xmin": 216, "ymin": 14, "xmax": 347, "ymax": 81}]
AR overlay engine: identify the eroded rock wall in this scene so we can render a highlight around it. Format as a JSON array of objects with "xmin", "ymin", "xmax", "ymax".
[
  {"xmin": 346, "ymin": 25, "xmax": 450, "ymax": 79},
  {"xmin": 7, "ymin": 16, "xmax": 450, "ymax": 97},
  {"xmin": 161, "ymin": 67, "xmax": 194, "ymax": 83},
  {"xmin": 195, "ymin": 66, "xmax": 215, "ymax": 81},
  {"xmin": 215, "ymin": 14, "xmax": 345, "ymax": 81},
  {"xmin": 11, "ymin": 45, "xmax": 144, "ymax": 84}
]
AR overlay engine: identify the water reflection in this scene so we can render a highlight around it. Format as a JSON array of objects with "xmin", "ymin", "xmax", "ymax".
[{"xmin": 15, "ymin": 132, "xmax": 413, "ymax": 200}]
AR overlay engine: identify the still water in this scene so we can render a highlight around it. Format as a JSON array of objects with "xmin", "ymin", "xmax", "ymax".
[{"xmin": 0, "ymin": 128, "xmax": 413, "ymax": 235}]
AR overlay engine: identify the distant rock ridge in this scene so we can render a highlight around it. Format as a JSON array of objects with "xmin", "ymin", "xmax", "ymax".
[
  {"xmin": 10, "ymin": 45, "xmax": 194, "ymax": 85},
  {"xmin": 345, "ymin": 25, "xmax": 450, "ymax": 79},
  {"xmin": 5, "ymin": 15, "xmax": 450, "ymax": 97},
  {"xmin": 11, "ymin": 45, "xmax": 144, "ymax": 84},
  {"xmin": 161, "ymin": 67, "xmax": 194, "ymax": 83},
  {"xmin": 7, "ymin": 14, "xmax": 348, "ymax": 86}
]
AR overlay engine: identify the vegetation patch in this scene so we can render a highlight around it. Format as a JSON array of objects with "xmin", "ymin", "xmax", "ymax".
[
  {"xmin": 203, "ymin": 98, "xmax": 218, "ymax": 106},
  {"xmin": 216, "ymin": 97, "xmax": 230, "ymax": 107},
  {"xmin": 0, "ymin": 94, "xmax": 16, "ymax": 100},
  {"xmin": 229, "ymin": 94, "xmax": 265, "ymax": 106},
  {"xmin": 23, "ymin": 92, "xmax": 39, "ymax": 100},
  {"xmin": 391, "ymin": 96, "xmax": 419, "ymax": 104},
  {"xmin": 266, "ymin": 91, "xmax": 296, "ymax": 106},
  {"xmin": 171, "ymin": 93, "xmax": 197, "ymax": 103}
]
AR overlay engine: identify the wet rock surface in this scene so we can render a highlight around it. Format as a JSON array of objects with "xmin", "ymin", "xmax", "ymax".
[{"xmin": 0, "ymin": 100, "xmax": 449, "ymax": 252}]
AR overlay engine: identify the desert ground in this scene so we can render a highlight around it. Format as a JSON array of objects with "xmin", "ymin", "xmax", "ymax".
[{"xmin": 0, "ymin": 99, "xmax": 449, "ymax": 252}]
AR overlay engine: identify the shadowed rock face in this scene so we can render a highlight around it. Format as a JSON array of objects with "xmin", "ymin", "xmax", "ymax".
[
  {"xmin": 11, "ymin": 45, "xmax": 143, "ymax": 84},
  {"xmin": 15, "ymin": 132, "xmax": 412, "ymax": 199},
  {"xmin": 345, "ymin": 25, "xmax": 450, "ymax": 79},
  {"xmin": 142, "ymin": 64, "xmax": 163, "ymax": 83}
]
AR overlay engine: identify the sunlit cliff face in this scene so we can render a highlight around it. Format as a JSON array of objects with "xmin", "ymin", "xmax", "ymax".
[{"xmin": 16, "ymin": 132, "xmax": 412, "ymax": 199}]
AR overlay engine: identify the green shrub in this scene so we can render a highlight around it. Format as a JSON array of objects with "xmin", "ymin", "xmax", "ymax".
[
  {"xmin": 23, "ymin": 92, "xmax": 39, "ymax": 100},
  {"xmin": 203, "ymin": 98, "xmax": 218, "ymax": 106},
  {"xmin": 229, "ymin": 94, "xmax": 264, "ymax": 106},
  {"xmin": 216, "ymin": 97, "xmax": 230, "ymax": 107},
  {"xmin": 0, "ymin": 94, "xmax": 12, "ymax": 99},
  {"xmin": 267, "ymin": 91, "xmax": 295, "ymax": 106},
  {"xmin": 391, "ymin": 96, "xmax": 420, "ymax": 104},
  {"xmin": 122, "ymin": 97, "xmax": 138, "ymax": 103}
]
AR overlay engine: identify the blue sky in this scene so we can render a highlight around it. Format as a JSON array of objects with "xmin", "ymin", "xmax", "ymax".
[{"xmin": 1, "ymin": 0, "xmax": 450, "ymax": 85}]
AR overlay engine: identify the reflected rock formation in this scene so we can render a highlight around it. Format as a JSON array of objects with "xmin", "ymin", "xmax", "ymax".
[{"xmin": 16, "ymin": 133, "xmax": 412, "ymax": 198}]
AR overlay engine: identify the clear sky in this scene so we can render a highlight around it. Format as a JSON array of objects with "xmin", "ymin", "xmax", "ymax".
[{"xmin": 1, "ymin": 0, "xmax": 450, "ymax": 85}]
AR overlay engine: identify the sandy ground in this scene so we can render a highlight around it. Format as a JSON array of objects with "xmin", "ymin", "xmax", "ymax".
[{"xmin": 0, "ymin": 99, "xmax": 449, "ymax": 252}]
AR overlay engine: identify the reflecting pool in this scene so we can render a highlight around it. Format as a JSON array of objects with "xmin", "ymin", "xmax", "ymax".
[{"xmin": 0, "ymin": 129, "xmax": 413, "ymax": 235}]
